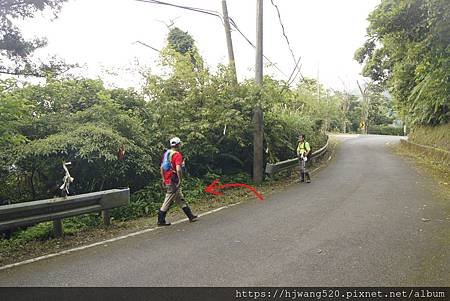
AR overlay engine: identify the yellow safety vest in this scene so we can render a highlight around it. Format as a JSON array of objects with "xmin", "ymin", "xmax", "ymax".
[{"xmin": 297, "ymin": 141, "xmax": 310, "ymax": 155}]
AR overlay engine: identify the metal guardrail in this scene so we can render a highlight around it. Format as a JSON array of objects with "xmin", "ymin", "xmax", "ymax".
[
  {"xmin": 265, "ymin": 137, "xmax": 329, "ymax": 177},
  {"xmin": 0, "ymin": 188, "xmax": 130, "ymax": 238}
]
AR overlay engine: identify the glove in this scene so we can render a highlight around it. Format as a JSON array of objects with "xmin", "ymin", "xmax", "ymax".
[{"xmin": 303, "ymin": 156, "xmax": 308, "ymax": 162}]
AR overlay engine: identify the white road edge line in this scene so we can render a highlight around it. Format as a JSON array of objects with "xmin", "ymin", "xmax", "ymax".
[
  {"xmin": 0, "ymin": 202, "xmax": 242, "ymax": 272},
  {"xmin": 0, "ymin": 152, "xmax": 333, "ymax": 272},
  {"xmin": 311, "ymin": 167, "xmax": 320, "ymax": 174}
]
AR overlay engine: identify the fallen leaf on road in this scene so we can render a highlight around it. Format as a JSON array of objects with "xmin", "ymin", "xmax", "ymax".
[
  {"xmin": 233, "ymin": 240, "xmax": 241, "ymax": 243},
  {"xmin": 317, "ymin": 249, "xmax": 322, "ymax": 254},
  {"xmin": 421, "ymin": 218, "xmax": 431, "ymax": 222}
]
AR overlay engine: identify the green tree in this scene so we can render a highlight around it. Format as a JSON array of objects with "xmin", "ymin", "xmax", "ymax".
[
  {"xmin": 355, "ymin": 0, "xmax": 449, "ymax": 125},
  {"xmin": 165, "ymin": 27, "xmax": 203, "ymax": 71},
  {"xmin": 0, "ymin": 79, "xmax": 31, "ymax": 146},
  {"xmin": 1, "ymin": 78, "xmax": 156, "ymax": 202},
  {"xmin": 0, "ymin": 0, "xmax": 70, "ymax": 76},
  {"xmin": 167, "ymin": 27, "xmax": 195, "ymax": 54}
]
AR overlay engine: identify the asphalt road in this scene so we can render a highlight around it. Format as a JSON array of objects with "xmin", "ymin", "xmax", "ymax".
[{"xmin": 0, "ymin": 135, "xmax": 448, "ymax": 286}]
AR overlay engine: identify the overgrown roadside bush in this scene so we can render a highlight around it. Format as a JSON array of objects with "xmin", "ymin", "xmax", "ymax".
[
  {"xmin": 0, "ymin": 28, "xmax": 331, "ymax": 242},
  {"xmin": 368, "ymin": 125, "xmax": 404, "ymax": 136}
]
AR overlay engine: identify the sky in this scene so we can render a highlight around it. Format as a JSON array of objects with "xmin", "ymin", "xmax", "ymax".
[{"xmin": 19, "ymin": 0, "xmax": 380, "ymax": 92}]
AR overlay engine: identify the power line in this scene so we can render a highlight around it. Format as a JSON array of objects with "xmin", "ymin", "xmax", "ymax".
[
  {"xmin": 135, "ymin": 0, "xmax": 288, "ymax": 78},
  {"xmin": 133, "ymin": 40, "xmax": 161, "ymax": 52},
  {"xmin": 289, "ymin": 61, "xmax": 303, "ymax": 84},
  {"xmin": 135, "ymin": 0, "xmax": 220, "ymax": 18},
  {"xmin": 270, "ymin": 0, "xmax": 296, "ymax": 65},
  {"xmin": 228, "ymin": 18, "xmax": 288, "ymax": 77},
  {"xmin": 269, "ymin": 0, "xmax": 304, "ymax": 86},
  {"xmin": 280, "ymin": 55, "xmax": 302, "ymax": 94}
]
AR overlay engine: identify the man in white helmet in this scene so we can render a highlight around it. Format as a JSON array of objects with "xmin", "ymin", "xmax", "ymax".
[{"xmin": 157, "ymin": 137, "xmax": 197, "ymax": 226}]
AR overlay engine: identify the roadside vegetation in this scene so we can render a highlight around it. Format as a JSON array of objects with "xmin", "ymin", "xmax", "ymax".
[
  {"xmin": 408, "ymin": 124, "xmax": 450, "ymax": 151},
  {"xmin": 0, "ymin": 139, "xmax": 339, "ymax": 267},
  {"xmin": 0, "ymin": 27, "xmax": 390, "ymax": 242},
  {"xmin": 355, "ymin": 0, "xmax": 449, "ymax": 127},
  {"xmin": 1, "ymin": 0, "xmax": 446, "ymax": 255},
  {"xmin": 356, "ymin": 0, "xmax": 449, "ymax": 203}
]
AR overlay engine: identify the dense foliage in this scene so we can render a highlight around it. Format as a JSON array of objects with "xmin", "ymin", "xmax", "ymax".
[
  {"xmin": 368, "ymin": 125, "xmax": 403, "ymax": 136},
  {"xmin": 0, "ymin": 27, "xmax": 331, "ymax": 214},
  {"xmin": 0, "ymin": 25, "xmax": 399, "ymax": 239},
  {"xmin": 355, "ymin": 0, "xmax": 449, "ymax": 125}
]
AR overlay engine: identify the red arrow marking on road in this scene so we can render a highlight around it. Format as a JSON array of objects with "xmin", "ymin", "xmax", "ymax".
[{"xmin": 205, "ymin": 179, "xmax": 264, "ymax": 201}]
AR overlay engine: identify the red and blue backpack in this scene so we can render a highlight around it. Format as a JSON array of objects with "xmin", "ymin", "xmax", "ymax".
[{"xmin": 161, "ymin": 150, "xmax": 178, "ymax": 171}]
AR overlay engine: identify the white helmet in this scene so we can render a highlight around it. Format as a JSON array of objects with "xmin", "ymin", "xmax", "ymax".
[{"xmin": 170, "ymin": 137, "xmax": 182, "ymax": 146}]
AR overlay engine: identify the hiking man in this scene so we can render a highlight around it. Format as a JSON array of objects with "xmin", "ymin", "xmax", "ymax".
[
  {"xmin": 157, "ymin": 137, "xmax": 197, "ymax": 226},
  {"xmin": 297, "ymin": 134, "xmax": 311, "ymax": 183}
]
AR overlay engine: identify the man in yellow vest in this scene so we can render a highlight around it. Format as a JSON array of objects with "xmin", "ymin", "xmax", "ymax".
[{"xmin": 297, "ymin": 134, "xmax": 311, "ymax": 183}]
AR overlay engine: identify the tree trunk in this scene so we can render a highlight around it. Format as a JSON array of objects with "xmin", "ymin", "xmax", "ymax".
[
  {"xmin": 99, "ymin": 178, "xmax": 105, "ymax": 191},
  {"xmin": 30, "ymin": 169, "xmax": 36, "ymax": 200}
]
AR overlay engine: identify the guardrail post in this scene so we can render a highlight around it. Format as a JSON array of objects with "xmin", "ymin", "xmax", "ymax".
[
  {"xmin": 102, "ymin": 209, "xmax": 111, "ymax": 226},
  {"xmin": 3, "ymin": 229, "xmax": 12, "ymax": 239},
  {"xmin": 53, "ymin": 219, "xmax": 63, "ymax": 237}
]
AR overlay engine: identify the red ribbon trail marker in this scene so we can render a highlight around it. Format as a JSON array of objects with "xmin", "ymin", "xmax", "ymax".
[{"xmin": 205, "ymin": 179, "xmax": 264, "ymax": 202}]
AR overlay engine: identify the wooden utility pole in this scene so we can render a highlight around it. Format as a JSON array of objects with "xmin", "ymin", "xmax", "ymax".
[
  {"xmin": 255, "ymin": 0, "xmax": 263, "ymax": 86},
  {"xmin": 357, "ymin": 80, "xmax": 369, "ymax": 134},
  {"xmin": 317, "ymin": 64, "xmax": 320, "ymax": 103},
  {"xmin": 221, "ymin": 0, "xmax": 237, "ymax": 83},
  {"xmin": 341, "ymin": 92, "xmax": 350, "ymax": 133},
  {"xmin": 253, "ymin": 0, "xmax": 264, "ymax": 184},
  {"xmin": 325, "ymin": 90, "xmax": 330, "ymax": 132},
  {"xmin": 338, "ymin": 77, "xmax": 351, "ymax": 133}
]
